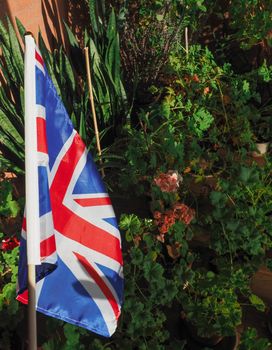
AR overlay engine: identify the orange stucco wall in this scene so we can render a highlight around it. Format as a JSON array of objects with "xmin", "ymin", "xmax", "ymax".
[{"xmin": 0, "ymin": 0, "xmax": 68, "ymax": 49}]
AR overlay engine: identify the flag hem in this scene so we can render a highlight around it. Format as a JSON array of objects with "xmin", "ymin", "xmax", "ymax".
[{"xmin": 16, "ymin": 294, "xmax": 117, "ymax": 337}]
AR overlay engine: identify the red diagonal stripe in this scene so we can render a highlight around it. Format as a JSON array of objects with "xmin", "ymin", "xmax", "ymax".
[
  {"xmin": 37, "ymin": 117, "xmax": 48, "ymax": 154},
  {"xmin": 74, "ymin": 197, "xmax": 112, "ymax": 207},
  {"xmin": 40, "ymin": 234, "xmax": 56, "ymax": 258},
  {"xmin": 22, "ymin": 217, "xmax": 26, "ymax": 231},
  {"xmin": 74, "ymin": 252, "xmax": 120, "ymax": 320},
  {"xmin": 50, "ymin": 133, "xmax": 85, "ymax": 201},
  {"xmin": 35, "ymin": 51, "xmax": 44, "ymax": 66},
  {"xmin": 55, "ymin": 205, "xmax": 123, "ymax": 264},
  {"xmin": 50, "ymin": 134, "xmax": 123, "ymax": 265},
  {"xmin": 16, "ymin": 289, "xmax": 28, "ymax": 304}
]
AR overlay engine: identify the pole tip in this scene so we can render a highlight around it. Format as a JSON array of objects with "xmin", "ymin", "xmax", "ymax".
[{"xmin": 24, "ymin": 31, "xmax": 34, "ymax": 38}]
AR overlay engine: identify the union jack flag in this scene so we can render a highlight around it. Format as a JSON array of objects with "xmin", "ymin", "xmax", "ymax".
[{"xmin": 17, "ymin": 47, "xmax": 123, "ymax": 337}]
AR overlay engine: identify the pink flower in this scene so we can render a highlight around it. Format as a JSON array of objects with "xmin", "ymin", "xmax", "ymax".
[
  {"xmin": 153, "ymin": 209, "xmax": 175, "ymax": 235},
  {"xmin": 154, "ymin": 170, "xmax": 182, "ymax": 193},
  {"xmin": 153, "ymin": 202, "xmax": 195, "ymax": 238},
  {"xmin": 173, "ymin": 202, "xmax": 195, "ymax": 225}
]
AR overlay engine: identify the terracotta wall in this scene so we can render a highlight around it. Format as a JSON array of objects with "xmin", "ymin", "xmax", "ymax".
[{"xmin": 0, "ymin": 0, "xmax": 69, "ymax": 49}]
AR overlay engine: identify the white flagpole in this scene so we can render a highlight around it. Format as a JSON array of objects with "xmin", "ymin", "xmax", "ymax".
[{"xmin": 24, "ymin": 33, "xmax": 40, "ymax": 350}]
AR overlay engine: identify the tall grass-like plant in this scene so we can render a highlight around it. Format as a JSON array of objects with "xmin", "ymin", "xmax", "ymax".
[
  {"xmin": 65, "ymin": 0, "xmax": 128, "ymax": 136},
  {"xmin": 0, "ymin": 18, "xmax": 93, "ymax": 174},
  {"xmin": 90, "ymin": 5, "xmax": 128, "ymax": 130},
  {"xmin": 0, "ymin": 18, "xmax": 25, "ymax": 173}
]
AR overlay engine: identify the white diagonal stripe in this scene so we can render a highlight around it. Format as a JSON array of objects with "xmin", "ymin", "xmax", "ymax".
[
  {"xmin": 63, "ymin": 148, "xmax": 121, "ymax": 240},
  {"xmin": 55, "ymin": 231, "xmax": 119, "ymax": 335},
  {"xmin": 49, "ymin": 130, "xmax": 76, "ymax": 185},
  {"xmin": 55, "ymin": 230, "xmax": 122, "ymax": 275}
]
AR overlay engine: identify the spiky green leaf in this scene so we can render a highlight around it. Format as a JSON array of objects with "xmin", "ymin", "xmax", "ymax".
[
  {"xmin": 2, "ymin": 45, "xmax": 17, "ymax": 82},
  {"xmin": 0, "ymin": 110, "xmax": 23, "ymax": 144},
  {"xmin": 7, "ymin": 17, "xmax": 23, "ymax": 82},
  {"xmin": 0, "ymin": 19, "xmax": 10, "ymax": 48},
  {"xmin": 15, "ymin": 17, "xmax": 26, "ymax": 41},
  {"xmin": 64, "ymin": 22, "xmax": 79, "ymax": 48},
  {"xmin": 89, "ymin": 0, "xmax": 98, "ymax": 34},
  {"xmin": 63, "ymin": 54, "xmax": 76, "ymax": 91}
]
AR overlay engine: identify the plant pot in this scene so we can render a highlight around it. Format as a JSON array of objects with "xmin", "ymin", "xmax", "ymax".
[
  {"xmin": 181, "ymin": 313, "xmax": 223, "ymax": 346},
  {"xmin": 266, "ymin": 308, "xmax": 272, "ymax": 337},
  {"xmin": 250, "ymin": 266, "xmax": 272, "ymax": 304},
  {"xmin": 251, "ymin": 142, "xmax": 270, "ymax": 157},
  {"xmin": 180, "ymin": 312, "xmax": 241, "ymax": 349}
]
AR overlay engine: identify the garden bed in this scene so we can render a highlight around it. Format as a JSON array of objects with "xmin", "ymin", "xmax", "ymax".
[{"xmin": 1, "ymin": 0, "xmax": 272, "ymax": 349}]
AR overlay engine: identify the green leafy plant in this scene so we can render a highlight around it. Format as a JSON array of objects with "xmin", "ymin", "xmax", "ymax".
[
  {"xmin": 239, "ymin": 327, "xmax": 271, "ymax": 350},
  {"xmin": 118, "ymin": 105, "xmax": 186, "ymax": 197},
  {"xmin": 205, "ymin": 163, "xmax": 272, "ymax": 269},
  {"xmin": 117, "ymin": 213, "xmax": 192, "ymax": 349},
  {"xmin": 168, "ymin": 45, "xmax": 258, "ymax": 149},
  {"xmin": 0, "ymin": 243, "xmax": 24, "ymax": 349},
  {"xmin": 229, "ymin": 0, "xmax": 272, "ymax": 50},
  {"xmin": 0, "ymin": 181, "xmax": 20, "ymax": 217},
  {"xmin": 181, "ymin": 161, "xmax": 272, "ymax": 341},
  {"xmin": 181, "ymin": 269, "xmax": 243, "ymax": 338},
  {"xmin": 180, "ymin": 266, "xmax": 268, "ymax": 341}
]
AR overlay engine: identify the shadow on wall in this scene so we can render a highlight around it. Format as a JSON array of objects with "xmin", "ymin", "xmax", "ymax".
[
  {"xmin": 41, "ymin": 0, "xmax": 89, "ymax": 51},
  {"xmin": 0, "ymin": 0, "xmax": 89, "ymax": 51},
  {"xmin": 41, "ymin": 0, "xmax": 69, "ymax": 50},
  {"xmin": 0, "ymin": 0, "xmax": 11, "ymax": 20},
  {"xmin": 66, "ymin": 0, "xmax": 90, "ymax": 45}
]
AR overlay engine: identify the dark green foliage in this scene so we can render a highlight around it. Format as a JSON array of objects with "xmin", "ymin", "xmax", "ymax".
[
  {"xmin": 0, "ymin": 245, "xmax": 24, "ymax": 349},
  {"xmin": 0, "ymin": 181, "xmax": 20, "ymax": 217},
  {"xmin": 1, "ymin": 1, "xmax": 272, "ymax": 348},
  {"xmin": 239, "ymin": 327, "xmax": 271, "ymax": 350},
  {"xmin": 0, "ymin": 17, "xmax": 25, "ymax": 173},
  {"xmin": 87, "ymin": 2, "xmax": 128, "ymax": 131},
  {"xmin": 117, "ymin": 214, "xmax": 192, "ymax": 348},
  {"xmin": 206, "ymin": 162, "xmax": 272, "ymax": 264},
  {"xmin": 230, "ymin": 0, "xmax": 272, "ymax": 50},
  {"xmin": 181, "ymin": 270, "xmax": 242, "ymax": 338}
]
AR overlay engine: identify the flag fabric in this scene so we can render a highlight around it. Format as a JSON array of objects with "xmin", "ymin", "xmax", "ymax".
[{"xmin": 17, "ymin": 47, "xmax": 123, "ymax": 337}]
